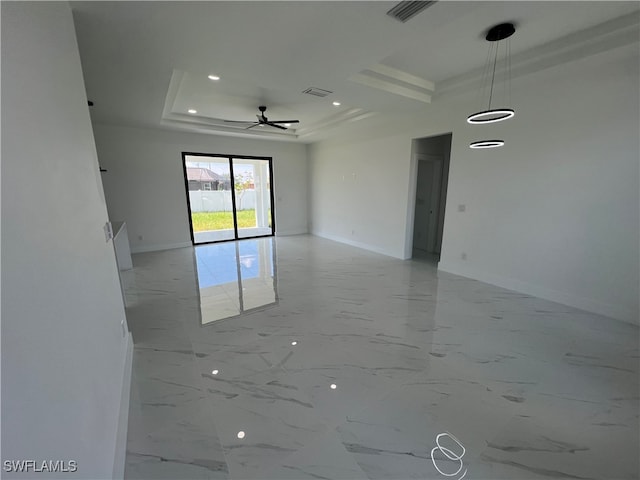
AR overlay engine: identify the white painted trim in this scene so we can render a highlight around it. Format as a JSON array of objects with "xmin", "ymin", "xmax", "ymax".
[
  {"xmin": 276, "ymin": 228, "xmax": 308, "ymax": 236},
  {"xmin": 311, "ymin": 231, "xmax": 401, "ymax": 259},
  {"xmin": 349, "ymin": 72, "xmax": 432, "ymax": 103},
  {"xmin": 130, "ymin": 242, "xmax": 192, "ymax": 254},
  {"xmin": 113, "ymin": 333, "xmax": 134, "ymax": 479},
  {"xmin": 367, "ymin": 63, "xmax": 435, "ymax": 91},
  {"xmin": 436, "ymin": 12, "xmax": 639, "ymax": 98},
  {"xmin": 438, "ymin": 262, "xmax": 638, "ymax": 326},
  {"xmin": 403, "ymin": 150, "xmax": 421, "ymax": 259}
]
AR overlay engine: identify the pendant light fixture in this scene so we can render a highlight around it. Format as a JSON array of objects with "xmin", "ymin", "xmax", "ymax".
[
  {"xmin": 469, "ymin": 140, "xmax": 505, "ymax": 149},
  {"xmin": 468, "ymin": 22, "xmax": 516, "ymax": 148}
]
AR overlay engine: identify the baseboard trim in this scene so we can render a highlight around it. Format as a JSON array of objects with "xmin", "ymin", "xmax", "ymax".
[
  {"xmin": 113, "ymin": 332, "xmax": 134, "ymax": 479},
  {"xmin": 276, "ymin": 228, "xmax": 308, "ymax": 236},
  {"xmin": 438, "ymin": 262, "xmax": 638, "ymax": 326},
  {"xmin": 311, "ymin": 231, "xmax": 401, "ymax": 259},
  {"xmin": 131, "ymin": 242, "xmax": 192, "ymax": 254}
]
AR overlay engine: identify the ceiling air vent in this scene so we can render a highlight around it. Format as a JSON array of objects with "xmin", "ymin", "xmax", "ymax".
[
  {"xmin": 386, "ymin": 1, "xmax": 437, "ymax": 23},
  {"xmin": 302, "ymin": 87, "xmax": 333, "ymax": 98}
]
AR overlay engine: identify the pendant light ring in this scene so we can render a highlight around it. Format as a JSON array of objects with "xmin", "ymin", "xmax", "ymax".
[
  {"xmin": 470, "ymin": 140, "xmax": 504, "ymax": 149},
  {"xmin": 467, "ymin": 108, "xmax": 515, "ymax": 124}
]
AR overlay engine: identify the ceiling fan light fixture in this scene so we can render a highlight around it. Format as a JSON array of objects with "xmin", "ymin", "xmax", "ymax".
[
  {"xmin": 470, "ymin": 140, "xmax": 504, "ymax": 149},
  {"xmin": 467, "ymin": 108, "xmax": 514, "ymax": 124}
]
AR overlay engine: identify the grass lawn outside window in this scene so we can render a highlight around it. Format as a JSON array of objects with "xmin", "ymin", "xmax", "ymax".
[{"xmin": 191, "ymin": 210, "xmax": 257, "ymax": 232}]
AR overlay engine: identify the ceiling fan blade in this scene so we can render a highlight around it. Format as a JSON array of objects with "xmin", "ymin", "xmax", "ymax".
[
  {"xmin": 266, "ymin": 122, "xmax": 287, "ymax": 130},
  {"xmin": 245, "ymin": 123, "xmax": 261, "ymax": 130},
  {"xmin": 269, "ymin": 120, "xmax": 299, "ymax": 124},
  {"xmin": 224, "ymin": 120, "xmax": 256, "ymax": 124}
]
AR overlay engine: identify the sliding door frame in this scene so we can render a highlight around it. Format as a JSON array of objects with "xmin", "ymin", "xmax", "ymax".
[{"xmin": 181, "ymin": 152, "xmax": 276, "ymax": 245}]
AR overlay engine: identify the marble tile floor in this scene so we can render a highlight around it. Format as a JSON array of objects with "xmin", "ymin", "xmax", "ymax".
[{"xmin": 122, "ymin": 235, "xmax": 639, "ymax": 480}]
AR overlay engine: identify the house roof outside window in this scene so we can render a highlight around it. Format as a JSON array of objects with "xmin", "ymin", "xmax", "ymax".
[{"xmin": 186, "ymin": 167, "xmax": 222, "ymax": 182}]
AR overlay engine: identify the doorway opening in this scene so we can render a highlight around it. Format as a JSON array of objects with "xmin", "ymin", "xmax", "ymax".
[
  {"xmin": 408, "ymin": 134, "xmax": 452, "ymax": 262},
  {"xmin": 182, "ymin": 152, "xmax": 275, "ymax": 245}
]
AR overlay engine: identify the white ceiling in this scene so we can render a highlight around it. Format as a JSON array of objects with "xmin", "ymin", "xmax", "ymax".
[{"xmin": 71, "ymin": 1, "xmax": 639, "ymax": 142}]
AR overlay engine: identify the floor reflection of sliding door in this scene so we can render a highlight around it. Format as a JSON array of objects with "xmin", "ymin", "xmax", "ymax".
[
  {"xmin": 233, "ymin": 158, "xmax": 273, "ymax": 239},
  {"xmin": 195, "ymin": 242, "xmax": 241, "ymax": 323},
  {"xmin": 194, "ymin": 238, "xmax": 277, "ymax": 325},
  {"xmin": 182, "ymin": 153, "xmax": 275, "ymax": 244}
]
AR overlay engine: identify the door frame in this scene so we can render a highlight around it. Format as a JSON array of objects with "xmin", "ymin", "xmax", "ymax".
[
  {"xmin": 413, "ymin": 154, "xmax": 443, "ymax": 254},
  {"xmin": 181, "ymin": 152, "xmax": 276, "ymax": 245},
  {"xmin": 404, "ymin": 133, "xmax": 453, "ymax": 260}
]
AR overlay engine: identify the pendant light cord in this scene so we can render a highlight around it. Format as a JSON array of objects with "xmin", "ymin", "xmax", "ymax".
[
  {"xmin": 488, "ymin": 42, "xmax": 499, "ymax": 110},
  {"xmin": 508, "ymin": 38, "xmax": 512, "ymax": 109}
]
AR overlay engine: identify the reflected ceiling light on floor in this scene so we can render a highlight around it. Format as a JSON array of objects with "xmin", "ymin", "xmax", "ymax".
[
  {"xmin": 470, "ymin": 140, "xmax": 504, "ymax": 149},
  {"xmin": 208, "ymin": 74, "xmax": 220, "ymax": 81}
]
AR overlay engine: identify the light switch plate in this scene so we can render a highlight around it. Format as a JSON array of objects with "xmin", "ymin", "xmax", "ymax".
[{"xmin": 104, "ymin": 222, "xmax": 113, "ymax": 242}]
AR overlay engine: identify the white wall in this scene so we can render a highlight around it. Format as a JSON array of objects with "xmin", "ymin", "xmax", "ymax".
[
  {"xmin": 308, "ymin": 135, "xmax": 414, "ymax": 257},
  {"xmin": 309, "ymin": 43, "xmax": 639, "ymax": 324},
  {"xmin": 1, "ymin": 3, "xmax": 132, "ymax": 478},
  {"xmin": 93, "ymin": 125, "xmax": 308, "ymax": 253}
]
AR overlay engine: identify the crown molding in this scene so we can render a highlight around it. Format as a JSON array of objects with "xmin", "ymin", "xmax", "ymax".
[{"xmin": 435, "ymin": 12, "xmax": 639, "ymax": 99}]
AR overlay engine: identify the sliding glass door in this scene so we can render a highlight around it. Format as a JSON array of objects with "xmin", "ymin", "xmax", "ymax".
[
  {"xmin": 234, "ymin": 158, "xmax": 272, "ymax": 239},
  {"xmin": 182, "ymin": 153, "xmax": 275, "ymax": 245}
]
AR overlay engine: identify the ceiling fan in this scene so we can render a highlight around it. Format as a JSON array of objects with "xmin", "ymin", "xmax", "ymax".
[{"xmin": 224, "ymin": 106, "xmax": 299, "ymax": 130}]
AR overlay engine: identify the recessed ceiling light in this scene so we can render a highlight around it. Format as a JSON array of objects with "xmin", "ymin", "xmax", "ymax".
[
  {"xmin": 211, "ymin": 369, "xmax": 219, "ymax": 375},
  {"xmin": 188, "ymin": 109, "xmax": 197, "ymax": 114},
  {"xmin": 330, "ymin": 383, "xmax": 337, "ymax": 390},
  {"xmin": 237, "ymin": 431, "xmax": 245, "ymax": 439},
  {"xmin": 332, "ymin": 101, "xmax": 341, "ymax": 106},
  {"xmin": 291, "ymin": 341, "xmax": 297, "ymax": 346},
  {"xmin": 208, "ymin": 75, "xmax": 220, "ymax": 81}
]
